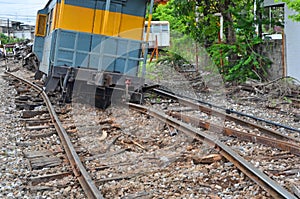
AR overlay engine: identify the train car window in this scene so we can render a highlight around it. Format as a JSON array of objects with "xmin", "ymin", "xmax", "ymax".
[
  {"xmin": 162, "ymin": 24, "xmax": 169, "ymax": 32},
  {"xmin": 152, "ymin": 25, "xmax": 160, "ymax": 33},
  {"xmin": 47, "ymin": 9, "xmax": 53, "ymax": 35},
  {"xmin": 35, "ymin": 14, "xmax": 47, "ymax": 37}
]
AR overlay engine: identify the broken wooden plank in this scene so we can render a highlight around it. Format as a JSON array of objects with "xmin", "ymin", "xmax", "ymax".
[
  {"xmin": 16, "ymin": 103, "xmax": 40, "ymax": 110},
  {"xmin": 30, "ymin": 156, "xmax": 61, "ymax": 164},
  {"xmin": 105, "ymin": 135, "xmax": 122, "ymax": 152},
  {"xmin": 131, "ymin": 139, "xmax": 146, "ymax": 150},
  {"xmin": 30, "ymin": 157, "xmax": 62, "ymax": 169},
  {"xmin": 16, "ymin": 142, "xmax": 34, "ymax": 147},
  {"xmin": 20, "ymin": 117, "xmax": 51, "ymax": 122},
  {"xmin": 15, "ymin": 87, "xmax": 30, "ymax": 94},
  {"xmin": 25, "ymin": 119, "xmax": 51, "ymax": 126},
  {"xmin": 21, "ymin": 110, "xmax": 48, "ymax": 118},
  {"xmin": 29, "ymin": 186, "xmax": 53, "ymax": 192},
  {"xmin": 121, "ymin": 191, "xmax": 150, "ymax": 199},
  {"xmin": 96, "ymin": 173, "xmax": 140, "ymax": 183},
  {"xmin": 167, "ymin": 106, "xmax": 196, "ymax": 112},
  {"xmin": 85, "ymin": 149, "xmax": 127, "ymax": 161},
  {"xmin": 15, "ymin": 95, "xmax": 31, "ymax": 101},
  {"xmin": 28, "ymin": 131, "xmax": 56, "ymax": 139},
  {"xmin": 30, "ymin": 172, "xmax": 71, "ymax": 186},
  {"xmin": 24, "ymin": 150, "xmax": 53, "ymax": 159},
  {"xmin": 192, "ymin": 154, "xmax": 222, "ymax": 164},
  {"xmin": 26, "ymin": 125, "xmax": 53, "ymax": 131},
  {"xmin": 267, "ymin": 169, "xmax": 300, "ymax": 176}
]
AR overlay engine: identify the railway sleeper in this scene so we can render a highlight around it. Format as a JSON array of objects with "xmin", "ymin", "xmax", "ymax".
[
  {"xmin": 15, "ymin": 102, "xmax": 44, "ymax": 110},
  {"xmin": 29, "ymin": 172, "xmax": 72, "ymax": 186},
  {"xmin": 21, "ymin": 110, "xmax": 49, "ymax": 118},
  {"xmin": 29, "ymin": 156, "xmax": 63, "ymax": 170}
]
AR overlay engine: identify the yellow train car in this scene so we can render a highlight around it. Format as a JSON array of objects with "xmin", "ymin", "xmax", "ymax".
[{"xmin": 33, "ymin": 0, "xmax": 152, "ymax": 108}]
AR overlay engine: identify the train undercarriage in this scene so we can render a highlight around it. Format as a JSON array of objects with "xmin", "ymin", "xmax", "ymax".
[{"xmin": 36, "ymin": 66, "xmax": 146, "ymax": 109}]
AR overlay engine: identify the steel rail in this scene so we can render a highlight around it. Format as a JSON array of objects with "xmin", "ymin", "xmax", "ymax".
[
  {"xmin": 168, "ymin": 111, "xmax": 300, "ymax": 156},
  {"xmin": 152, "ymin": 88, "xmax": 300, "ymax": 133},
  {"xmin": 152, "ymin": 88, "xmax": 300, "ymax": 143},
  {"xmin": 5, "ymin": 72, "xmax": 103, "ymax": 199},
  {"xmin": 129, "ymin": 103, "xmax": 297, "ymax": 199}
]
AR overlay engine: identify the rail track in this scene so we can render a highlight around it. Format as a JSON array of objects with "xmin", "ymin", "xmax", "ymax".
[
  {"xmin": 142, "ymin": 87, "xmax": 300, "ymax": 198},
  {"xmin": 149, "ymin": 88, "xmax": 300, "ymax": 148},
  {"xmin": 129, "ymin": 103, "xmax": 298, "ymax": 199},
  {"xmin": 4, "ymin": 71, "xmax": 103, "ymax": 198},
  {"xmin": 2, "ymin": 67, "xmax": 300, "ymax": 198}
]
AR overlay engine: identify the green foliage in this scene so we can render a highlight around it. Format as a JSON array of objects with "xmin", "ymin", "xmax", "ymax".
[
  {"xmin": 152, "ymin": 0, "xmax": 273, "ymax": 83},
  {"xmin": 157, "ymin": 50, "xmax": 189, "ymax": 68},
  {"xmin": 207, "ymin": 0, "xmax": 272, "ymax": 82},
  {"xmin": 277, "ymin": 0, "xmax": 300, "ymax": 21},
  {"xmin": 0, "ymin": 33, "xmax": 22, "ymax": 44},
  {"xmin": 152, "ymin": 0, "xmax": 186, "ymax": 32}
]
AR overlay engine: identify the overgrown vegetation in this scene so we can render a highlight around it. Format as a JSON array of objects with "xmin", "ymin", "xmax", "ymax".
[{"xmin": 153, "ymin": 0, "xmax": 277, "ymax": 83}]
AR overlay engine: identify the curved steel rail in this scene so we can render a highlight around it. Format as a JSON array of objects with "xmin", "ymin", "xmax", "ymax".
[
  {"xmin": 155, "ymin": 88, "xmax": 300, "ymax": 133},
  {"xmin": 129, "ymin": 103, "xmax": 297, "ymax": 199},
  {"xmin": 168, "ymin": 111, "xmax": 300, "ymax": 156},
  {"xmin": 5, "ymin": 72, "xmax": 103, "ymax": 199},
  {"xmin": 152, "ymin": 88, "xmax": 300, "ymax": 143}
]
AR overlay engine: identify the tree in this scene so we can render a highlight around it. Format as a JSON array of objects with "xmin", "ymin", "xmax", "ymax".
[
  {"xmin": 278, "ymin": 0, "xmax": 300, "ymax": 21},
  {"xmin": 155, "ymin": 0, "xmax": 271, "ymax": 82},
  {"xmin": 154, "ymin": 0, "xmax": 169, "ymax": 4},
  {"xmin": 152, "ymin": 0, "xmax": 185, "ymax": 32}
]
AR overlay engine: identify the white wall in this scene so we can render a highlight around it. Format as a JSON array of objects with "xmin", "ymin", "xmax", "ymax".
[
  {"xmin": 264, "ymin": 0, "xmax": 300, "ymax": 80},
  {"xmin": 13, "ymin": 31, "xmax": 34, "ymax": 40},
  {"xmin": 285, "ymin": 8, "xmax": 300, "ymax": 80}
]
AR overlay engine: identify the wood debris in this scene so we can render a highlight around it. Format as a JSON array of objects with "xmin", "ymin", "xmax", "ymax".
[{"xmin": 192, "ymin": 154, "xmax": 223, "ymax": 164}]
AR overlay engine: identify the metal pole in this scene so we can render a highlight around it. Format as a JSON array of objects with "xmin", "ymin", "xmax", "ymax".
[
  {"xmin": 281, "ymin": 29, "xmax": 286, "ymax": 77},
  {"xmin": 145, "ymin": 0, "xmax": 154, "ymax": 43},
  {"xmin": 105, "ymin": 0, "xmax": 111, "ymax": 11},
  {"xmin": 142, "ymin": 0, "xmax": 154, "ymax": 78},
  {"xmin": 195, "ymin": 6, "xmax": 199, "ymax": 72},
  {"xmin": 7, "ymin": 18, "xmax": 10, "ymax": 37},
  {"xmin": 220, "ymin": 14, "xmax": 223, "ymax": 41}
]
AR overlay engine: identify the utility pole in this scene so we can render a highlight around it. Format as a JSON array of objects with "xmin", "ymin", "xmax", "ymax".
[{"xmin": 7, "ymin": 18, "xmax": 10, "ymax": 37}]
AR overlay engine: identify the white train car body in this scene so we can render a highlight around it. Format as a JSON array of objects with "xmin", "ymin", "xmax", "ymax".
[{"xmin": 144, "ymin": 21, "xmax": 170, "ymax": 49}]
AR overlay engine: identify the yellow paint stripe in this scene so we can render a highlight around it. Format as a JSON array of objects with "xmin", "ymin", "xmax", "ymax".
[
  {"xmin": 53, "ymin": 3, "xmax": 61, "ymax": 31},
  {"xmin": 119, "ymin": 14, "xmax": 145, "ymax": 40},
  {"xmin": 54, "ymin": 3, "xmax": 145, "ymax": 40},
  {"xmin": 58, "ymin": 0, "xmax": 65, "ymax": 28},
  {"xmin": 50, "ymin": 4, "xmax": 58, "ymax": 31},
  {"xmin": 59, "ymin": 4, "xmax": 94, "ymax": 33}
]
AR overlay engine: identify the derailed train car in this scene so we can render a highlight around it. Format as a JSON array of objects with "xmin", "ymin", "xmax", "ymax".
[{"xmin": 33, "ymin": 0, "xmax": 152, "ymax": 108}]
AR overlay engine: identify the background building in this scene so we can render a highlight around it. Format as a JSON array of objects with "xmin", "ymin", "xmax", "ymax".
[
  {"xmin": 0, "ymin": 18, "xmax": 35, "ymax": 40},
  {"xmin": 264, "ymin": 0, "xmax": 300, "ymax": 80}
]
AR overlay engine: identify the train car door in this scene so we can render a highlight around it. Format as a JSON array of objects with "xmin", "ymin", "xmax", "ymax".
[{"xmin": 89, "ymin": 0, "xmax": 123, "ymax": 72}]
